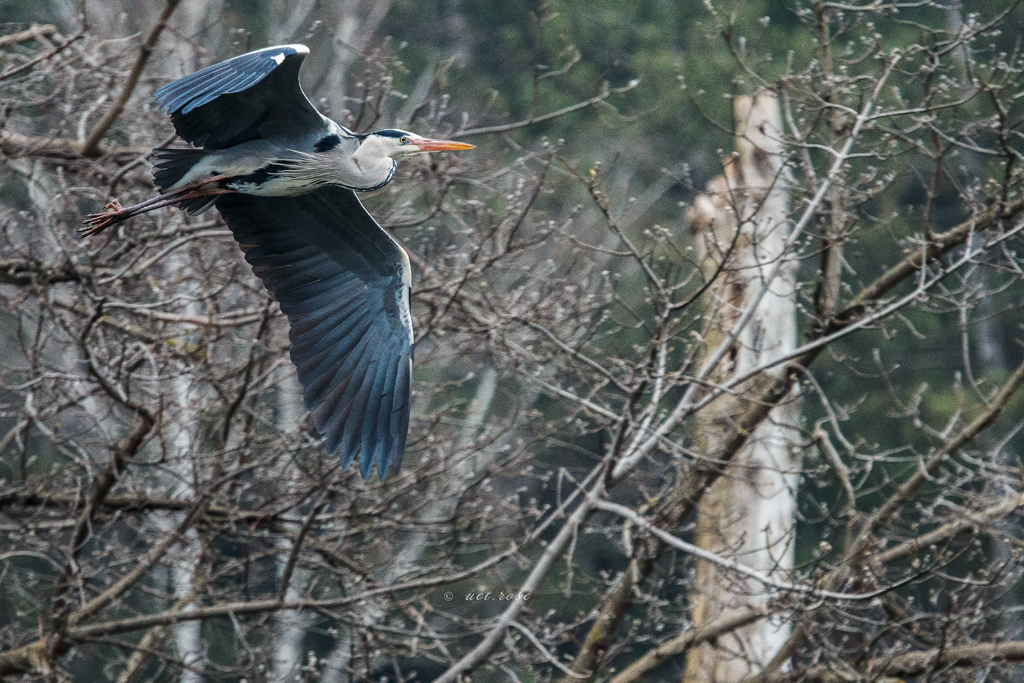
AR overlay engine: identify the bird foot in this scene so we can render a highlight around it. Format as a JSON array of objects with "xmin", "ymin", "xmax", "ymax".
[
  {"xmin": 80, "ymin": 199, "xmax": 126, "ymax": 238},
  {"xmin": 79, "ymin": 177, "xmax": 233, "ymax": 239}
]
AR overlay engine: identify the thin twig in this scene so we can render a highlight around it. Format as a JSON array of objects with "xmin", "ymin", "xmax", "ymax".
[{"xmin": 79, "ymin": 0, "xmax": 182, "ymax": 157}]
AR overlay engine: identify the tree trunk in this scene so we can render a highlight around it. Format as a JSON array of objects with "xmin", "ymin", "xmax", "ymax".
[
  {"xmin": 158, "ymin": 9, "xmax": 222, "ymax": 678},
  {"xmin": 272, "ymin": 370, "xmax": 313, "ymax": 682},
  {"xmin": 161, "ymin": 255, "xmax": 205, "ymax": 683},
  {"xmin": 683, "ymin": 91, "xmax": 800, "ymax": 683}
]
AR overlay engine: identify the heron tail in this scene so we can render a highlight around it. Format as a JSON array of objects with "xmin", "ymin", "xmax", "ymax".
[{"xmin": 152, "ymin": 147, "xmax": 215, "ymax": 192}]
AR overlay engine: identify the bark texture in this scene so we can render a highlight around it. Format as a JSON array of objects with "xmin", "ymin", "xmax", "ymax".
[{"xmin": 684, "ymin": 91, "xmax": 800, "ymax": 683}]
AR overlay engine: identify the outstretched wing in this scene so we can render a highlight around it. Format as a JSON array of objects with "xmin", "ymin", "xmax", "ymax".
[
  {"xmin": 154, "ymin": 44, "xmax": 325, "ymax": 150},
  {"xmin": 215, "ymin": 186, "xmax": 414, "ymax": 480}
]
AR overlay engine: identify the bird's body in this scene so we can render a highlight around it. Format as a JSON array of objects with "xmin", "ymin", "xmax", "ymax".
[
  {"xmin": 160, "ymin": 121, "xmax": 398, "ymax": 196},
  {"xmin": 83, "ymin": 44, "xmax": 473, "ymax": 479}
]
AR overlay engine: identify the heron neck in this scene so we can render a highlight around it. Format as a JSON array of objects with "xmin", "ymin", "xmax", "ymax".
[{"xmin": 352, "ymin": 139, "xmax": 398, "ymax": 189}]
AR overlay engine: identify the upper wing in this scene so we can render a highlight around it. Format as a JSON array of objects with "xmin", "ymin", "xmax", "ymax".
[
  {"xmin": 154, "ymin": 44, "xmax": 325, "ymax": 150},
  {"xmin": 215, "ymin": 186, "xmax": 414, "ymax": 480}
]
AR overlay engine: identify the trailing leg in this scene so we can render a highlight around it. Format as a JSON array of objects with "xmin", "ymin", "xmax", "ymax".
[{"xmin": 80, "ymin": 175, "xmax": 231, "ymax": 238}]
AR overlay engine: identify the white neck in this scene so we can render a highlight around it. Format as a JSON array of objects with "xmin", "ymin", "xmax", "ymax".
[{"xmin": 352, "ymin": 136, "xmax": 398, "ymax": 188}]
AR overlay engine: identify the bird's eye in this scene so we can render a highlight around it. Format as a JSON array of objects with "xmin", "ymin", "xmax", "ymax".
[{"xmin": 399, "ymin": 136, "xmax": 409, "ymax": 144}]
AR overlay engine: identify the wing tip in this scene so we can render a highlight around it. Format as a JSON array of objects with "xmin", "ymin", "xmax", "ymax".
[
  {"xmin": 252, "ymin": 43, "xmax": 308, "ymax": 55},
  {"xmin": 337, "ymin": 441, "xmax": 402, "ymax": 481},
  {"xmin": 256, "ymin": 44, "xmax": 310, "ymax": 65},
  {"xmin": 152, "ymin": 43, "xmax": 310, "ymax": 113}
]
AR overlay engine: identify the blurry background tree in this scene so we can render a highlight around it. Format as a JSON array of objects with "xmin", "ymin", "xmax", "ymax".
[{"xmin": 2, "ymin": 1, "xmax": 1024, "ymax": 682}]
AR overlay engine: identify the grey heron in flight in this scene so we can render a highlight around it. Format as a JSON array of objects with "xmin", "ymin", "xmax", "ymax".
[{"xmin": 82, "ymin": 44, "xmax": 474, "ymax": 480}]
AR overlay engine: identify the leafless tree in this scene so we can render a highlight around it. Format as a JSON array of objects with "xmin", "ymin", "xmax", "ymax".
[{"xmin": 2, "ymin": 1, "xmax": 1024, "ymax": 682}]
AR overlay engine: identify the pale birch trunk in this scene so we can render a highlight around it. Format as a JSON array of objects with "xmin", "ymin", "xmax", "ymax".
[
  {"xmin": 154, "ymin": 7, "xmax": 222, "ymax": 679},
  {"xmin": 683, "ymin": 92, "xmax": 800, "ymax": 683},
  {"xmin": 162, "ymin": 345, "xmax": 209, "ymax": 680},
  {"xmin": 153, "ymin": 251, "xmax": 204, "ymax": 683},
  {"xmin": 272, "ymin": 369, "xmax": 313, "ymax": 683}
]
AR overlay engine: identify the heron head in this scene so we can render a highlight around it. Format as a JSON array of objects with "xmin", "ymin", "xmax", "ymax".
[{"xmin": 368, "ymin": 129, "xmax": 475, "ymax": 158}]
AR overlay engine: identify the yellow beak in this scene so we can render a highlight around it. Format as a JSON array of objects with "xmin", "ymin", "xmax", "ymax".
[{"xmin": 414, "ymin": 138, "xmax": 475, "ymax": 152}]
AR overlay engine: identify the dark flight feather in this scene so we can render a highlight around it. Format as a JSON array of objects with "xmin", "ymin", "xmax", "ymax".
[
  {"xmin": 214, "ymin": 186, "xmax": 414, "ymax": 479},
  {"xmin": 154, "ymin": 45, "xmax": 325, "ymax": 150}
]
